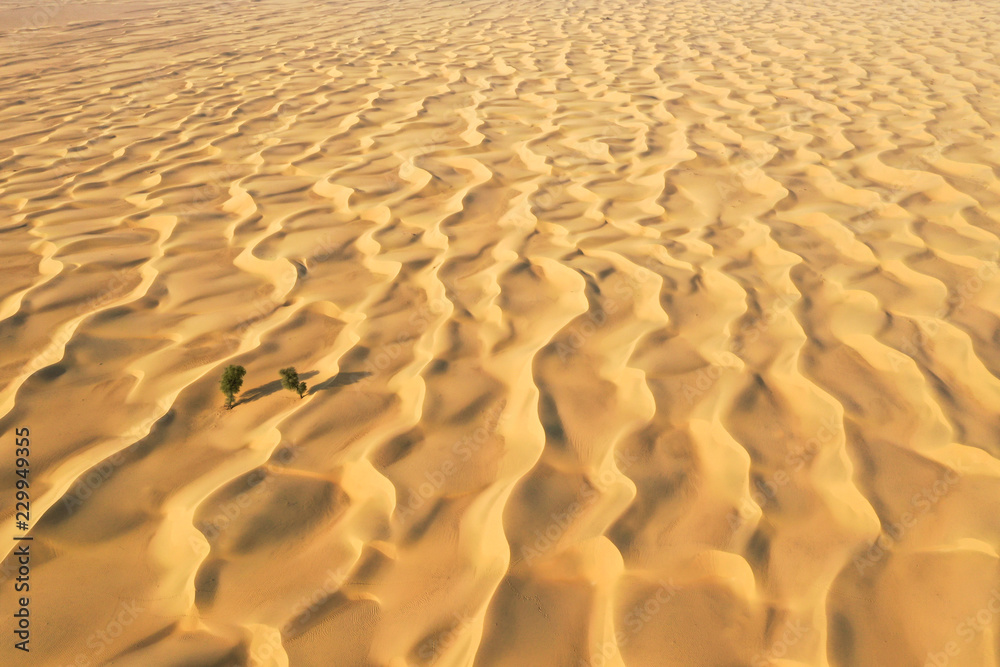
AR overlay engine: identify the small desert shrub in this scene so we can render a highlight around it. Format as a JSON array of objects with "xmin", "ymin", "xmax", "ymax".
[
  {"xmin": 279, "ymin": 367, "xmax": 307, "ymax": 398},
  {"xmin": 220, "ymin": 365, "xmax": 247, "ymax": 409}
]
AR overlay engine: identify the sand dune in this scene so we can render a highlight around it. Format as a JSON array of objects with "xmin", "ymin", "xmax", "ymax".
[{"xmin": 2, "ymin": 0, "xmax": 1000, "ymax": 665}]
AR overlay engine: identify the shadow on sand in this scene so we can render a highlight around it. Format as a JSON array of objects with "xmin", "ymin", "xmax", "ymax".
[
  {"xmin": 237, "ymin": 370, "xmax": 319, "ymax": 406},
  {"xmin": 309, "ymin": 371, "xmax": 371, "ymax": 394},
  {"xmin": 235, "ymin": 370, "xmax": 370, "ymax": 406}
]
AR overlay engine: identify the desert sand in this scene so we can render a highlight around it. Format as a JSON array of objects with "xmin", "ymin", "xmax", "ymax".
[{"xmin": 2, "ymin": 0, "xmax": 1000, "ymax": 665}]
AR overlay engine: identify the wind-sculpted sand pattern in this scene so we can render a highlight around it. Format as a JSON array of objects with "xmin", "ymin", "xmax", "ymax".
[{"xmin": 2, "ymin": 0, "xmax": 1000, "ymax": 665}]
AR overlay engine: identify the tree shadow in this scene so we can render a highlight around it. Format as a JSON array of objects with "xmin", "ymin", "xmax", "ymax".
[
  {"xmin": 238, "ymin": 370, "xmax": 319, "ymax": 406},
  {"xmin": 309, "ymin": 371, "xmax": 371, "ymax": 395}
]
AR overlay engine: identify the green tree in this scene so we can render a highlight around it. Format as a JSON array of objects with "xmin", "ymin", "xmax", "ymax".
[
  {"xmin": 280, "ymin": 367, "xmax": 307, "ymax": 398},
  {"xmin": 220, "ymin": 365, "xmax": 247, "ymax": 409}
]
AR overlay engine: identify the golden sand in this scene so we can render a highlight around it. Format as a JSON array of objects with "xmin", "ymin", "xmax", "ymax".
[{"xmin": 2, "ymin": 0, "xmax": 1000, "ymax": 665}]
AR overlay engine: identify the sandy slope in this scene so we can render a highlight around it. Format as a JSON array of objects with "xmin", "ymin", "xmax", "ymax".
[{"xmin": 2, "ymin": 0, "xmax": 1000, "ymax": 665}]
